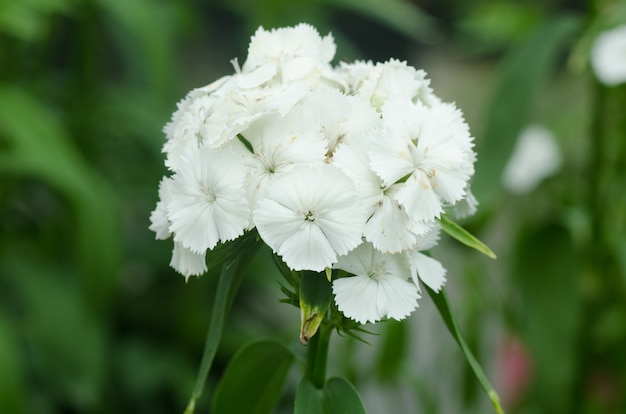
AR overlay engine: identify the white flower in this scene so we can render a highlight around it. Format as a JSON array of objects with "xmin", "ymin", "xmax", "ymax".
[
  {"xmin": 335, "ymin": 60, "xmax": 375, "ymax": 93},
  {"xmin": 452, "ymin": 186, "xmax": 479, "ymax": 219},
  {"xmin": 254, "ymin": 164, "xmax": 365, "ymax": 271},
  {"xmin": 163, "ymin": 94, "xmax": 225, "ymax": 170},
  {"xmin": 163, "ymin": 75, "xmax": 232, "ymax": 143},
  {"xmin": 163, "ymin": 76, "xmax": 235, "ymax": 170},
  {"xmin": 205, "ymin": 80, "xmax": 310, "ymax": 149},
  {"xmin": 170, "ymin": 242, "xmax": 207, "ymax": 281},
  {"xmin": 407, "ymin": 226, "xmax": 447, "ymax": 292},
  {"xmin": 363, "ymin": 185, "xmax": 432, "ymax": 252},
  {"xmin": 370, "ymin": 99, "xmax": 475, "ymax": 225},
  {"xmin": 149, "ymin": 177, "xmax": 174, "ymax": 240},
  {"xmin": 349, "ymin": 59, "xmax": 436, "ymax": 110},
  {"xmin": 242, "ymin": 114, "xmax": 327, "ymax": 207},
  {"xmin": 590, "ymin": 25, "xmax": 626, "ymax": 86},
  {"xmin": 333, "ymin": 142, "xmax": 428, "ymax": 253},
  {"xmin": 502, "ymin": 125, "xmax": 561, "ymax": 194},
  {"xmin": 290, "ymin": 86, "xmax": 380, "ymax": 158},
  {"xmin": 333, "ymin": 242, "xmax": 419, "ymax": 324},
  {"xmin": 240, "ymin": 23, "xmax": 336, "ymax": 88},
  {"xmin": 163, "ymin": 78, "xmax": 310, "ymax": 169},
  {"xmin": 167, "ymin": 144, "xmax": 250, "ymax": 253}
]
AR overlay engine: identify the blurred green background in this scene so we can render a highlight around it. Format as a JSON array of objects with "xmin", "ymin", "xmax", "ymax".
[{"xmin": 1, "ymin": 0, "xmax": 625, "ymax": 413}]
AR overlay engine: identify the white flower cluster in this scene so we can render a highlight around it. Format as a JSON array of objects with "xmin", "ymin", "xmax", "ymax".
[{"xmin": 150, "ymin": 23, "xmax": 478, "ymax": 325}]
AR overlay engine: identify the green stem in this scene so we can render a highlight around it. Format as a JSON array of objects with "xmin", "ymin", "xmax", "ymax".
[{"xmin": 305, "ymin": 322, "xmax": 332, "ymax": 389}]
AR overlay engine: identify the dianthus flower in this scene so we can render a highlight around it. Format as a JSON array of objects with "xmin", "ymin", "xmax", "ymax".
[{"xmin": 150, "ymin": 23, "xmax": 479, "ymax": 325}]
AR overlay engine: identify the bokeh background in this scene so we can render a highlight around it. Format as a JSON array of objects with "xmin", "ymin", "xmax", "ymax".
[{"xmin": 1, "ymin": 0, "xmax": 625, "ymax": 413}]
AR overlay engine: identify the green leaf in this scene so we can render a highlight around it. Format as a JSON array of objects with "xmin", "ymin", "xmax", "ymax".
[
  {"xmin": 323, "ymin": 0, "xmax": 439, "ymax": 43},
  {"xmin": 425, "ymin": 286, "xmax": 505, "ymax": 414},
  {"xmin": 294, "ymin": 377, "xmax": 324, "ymax": 414},
  {"xmin": 440, "ymin": 215, "xmax": 496, "ymax": 259},
  {"xmin": 472, "ymin": 15, "xmax": 581, "ymax": 208},
  {"xmin": 0, "ymin": 314, "xmax": 26, "ymax": 414},
  {"xmin": 324, "ymin": 378, "xmax": 367, "ymax": 413},
  {"xmin": 295, "ymin": 377, "xmax": 366, "ymax": 414},
  {"xmin": 184, "ymin": 238, "xmax": 261, "ymax": 414},
  {"xmin": 212, "ymin": 340, "xmax": 294, "ymax": 414}
]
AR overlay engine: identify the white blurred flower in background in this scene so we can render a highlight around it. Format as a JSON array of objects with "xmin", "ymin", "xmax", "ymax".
[
  {"xmin": 502, "ymin": 125, "xmax": 562, "ymax": 194},
  {"xmin": 590, "ymin": 25, "xmax": 626, "ymax": 86}
]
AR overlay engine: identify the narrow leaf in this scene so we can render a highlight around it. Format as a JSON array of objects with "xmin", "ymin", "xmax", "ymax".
[
  {"xmin": 440, "ymin": 215, "xmax": 496, "ymax": 259},
  {"xmin": 184, "ymin": 238, "xmax": 260, "ymax": 414},
  {"xmin": 425, "ymin": 286, "xmax": 505, "ymax": 414},
  {"xmin": 184, "ymin": 259, "xmax": 239, "ymax": 414},
  {"xmin": 212, "ymin": 340, "xmax": 294, "ymax": 414}
]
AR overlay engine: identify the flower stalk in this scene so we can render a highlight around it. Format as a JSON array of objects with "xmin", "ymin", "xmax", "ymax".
[{"xmin": 305, "ymin": 321, "xmax": 332, "ymax": 389}]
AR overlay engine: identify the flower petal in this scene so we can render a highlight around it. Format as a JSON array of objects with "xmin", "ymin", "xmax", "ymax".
[
  {"xmin": 410, "ymin": 252, "xmax": 446, "ymax": 292},
  {"xmin": 170, "ymin": 242, "xmax": 207, "ymax": 281}
]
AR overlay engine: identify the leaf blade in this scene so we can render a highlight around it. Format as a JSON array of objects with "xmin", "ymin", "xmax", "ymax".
[
  {"xmin": 440, "ymin": 215, "xmax": 496, "ymax": 259},
  {"xmin": 184, "ymin": 237, "xmax": 261, "ymax": 413},
  {"xmin": 323, "ymin": 377, "xmax": 367, "ymax": 414},
  {"xmin": 425, "ymin": 286, "xmax": 505, "ymax": 414},
  {"xmin": 294, "ymin": 377, "xmax": 367, "ymax": 414},
  {"xmin": 212, "ymin": 340, "xmax": 294, "ymax": 414}
]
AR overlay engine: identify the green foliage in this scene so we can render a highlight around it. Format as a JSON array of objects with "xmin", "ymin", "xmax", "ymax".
[
  {"xmin": 510, "ymin": 223, "xmax": 579, "ymax": 413},
  {"xmin": 440, "ymin": 215, "xmax": 496, "ymax": 259},
  {"xmin": 212, "ymin": 340, "xmax": 294, "ymax": 414},
  {"xmin": 0, "ymin": 313, "xmax": 26, "ymax": 414},
  {"xmin": 426, "ymin": 286, "xmax": 505, "ymax": 414},
  {"xmin": 375, "ymin": 320, "xmax": 408, "ymax": 381},
  {"xmin": 0, "ymin": 0, "xmax": 73, "ymax": 40},
  {"xmin": 295, "ymin": 377, "xmax": 366, "ymax": 414},
  {"xmin": 0, "ymin": 86, "xmax": 120, "ymax": 309},
  {"xmin": 185, "ymin": 237, "xmax": 262, "ymax": 413},
  {"xmin": 457, "ymin": 1, "xmax": 543, "ymax": 54},
  {"xmin": 473, "ymin": 15, "xmax": 581, "ymax": 209},
  {"xmin": 321, "ymin": 0, "xmax": 438, "ymax": 43}
]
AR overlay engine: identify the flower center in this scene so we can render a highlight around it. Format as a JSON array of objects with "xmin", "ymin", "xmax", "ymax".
[
  {"xmin": 367, "ymin": 262, "xmax": 385, "ymax": 280},
  {"xmin": 200, "ymin": 182, "xmax": 217, "ymax": 203},
  {"xmin": 304, "ymin": 210, "xmax": 317, "ymax": 222},
  {"xmin": 256, "ymin": 152, "xmax": 277, "ymax": 174}
]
